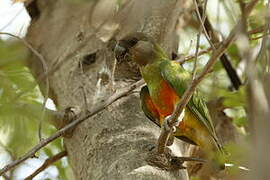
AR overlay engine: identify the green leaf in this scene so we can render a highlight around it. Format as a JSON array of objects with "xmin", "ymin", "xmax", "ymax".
[
  {"xmin": 0, "ymin": 40, "xmax": 28, "ymax": 66},
  {"xmin": 219, "ymin": 86, "xmax": 246, "ymax": 108},
  {"xmin": 234, "ymin": 117, "xmax": 247, "ymax": 127},
  {"xmin": 0, "ymin": 49, "xmax": 51, "ymax": 156},
  {"xmin": 224, "ymin": 107, "xmax": 247, "ymax": 127}
]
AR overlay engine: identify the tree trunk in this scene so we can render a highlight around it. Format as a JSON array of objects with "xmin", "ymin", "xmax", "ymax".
[{"xmin": 25, "ymin": 0, "xmax": 191, "ymax": 179}]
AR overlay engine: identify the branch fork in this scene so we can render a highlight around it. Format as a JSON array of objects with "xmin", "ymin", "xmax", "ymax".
[{"xmin": 146, "ymin": 146, "xmax": 206, "ymax": 171}]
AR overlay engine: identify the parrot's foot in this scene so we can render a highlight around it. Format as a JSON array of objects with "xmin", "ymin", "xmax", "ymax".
[
  {"xmin": 145, "ymin": 146, "xmax": 206, "ymax": 171},
  {"xmin": 60, "ymin": 106, "xmax": 81, "ymax": 138},
  {"xmin": 164, "ymin": 110, "xmax": 185, "ymax": 131},
  {"xmin": 163, "ymin": 112, "xmax": 184, "ymax": 146}
]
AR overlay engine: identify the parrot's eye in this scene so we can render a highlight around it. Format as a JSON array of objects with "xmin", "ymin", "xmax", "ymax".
[
  {"xmin": 120, "ymin": 37, "xmax": 138, "ymax": 49},
  {"xmin": 127, "ymin": 38, "xmax": 139, "ymax": 48}
]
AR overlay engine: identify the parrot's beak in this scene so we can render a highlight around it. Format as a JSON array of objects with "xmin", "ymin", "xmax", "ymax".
[{"xmin": 114, "ymin": 43, "xmax": 128, "ymax": 61}]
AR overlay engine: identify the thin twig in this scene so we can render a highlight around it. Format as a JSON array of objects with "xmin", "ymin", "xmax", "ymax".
[
  {"xmin": 0, "ymin": 79, "xmax": 145, "ymax": 175},
  {"xmin": 195, "ymin": 0, "xmax": 243, "ymax": 90},
  {"xmin": 0, "ymin": 32, "xmax": 49, "ymax": 141},
  {"xmin": 250, "ymin": 33, "xmax": 270, "ymax": 41},
  {"xmin": 24, "ymin": 151, "xmax": 67, "ymax": 180},
  {"xmin": 248, "ymin": 25, "xmax": 267, "ymax": 35},
  {"xmin": 157, "ymin": 0, "xmax": 259, "ymax": 154},
  {"xmin": 194, "ymin": 0, "xmax": 215, "ymax": 49},
  {"xmin": 176, "ymin": 25, "xmax": 267, "ymax": 64},
  {"xmin": 176, "ymin": 47, "xmax": 212, "ymax": 64},
  {"xmin": 192, "ymin": 0, "xmax": 208, "ymax": 79},
  {"xmin": 0, "ymin": 8, "xmax": 24, "ymax": 32},
  {"xmin": 192, "ymin": 34, "xmax": 201, "ymax": 79}
]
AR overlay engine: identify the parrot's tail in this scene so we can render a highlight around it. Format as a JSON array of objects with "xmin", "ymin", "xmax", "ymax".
[
  {"xmin": 212, "ymin": 135, "xmax": 226, "ymax": 156},
  {"xmin": 215, "ymin": 138, "xmax": 224, "ymax": 153}
]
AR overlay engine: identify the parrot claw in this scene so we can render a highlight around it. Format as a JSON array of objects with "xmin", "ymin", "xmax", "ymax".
[
  {"xmin": 163, "ymin": 115, "xmax": 172, "ymax": 131},
  {"xmin": 164, "ymin": 110, "xmax": 185, "ymax": 131}
]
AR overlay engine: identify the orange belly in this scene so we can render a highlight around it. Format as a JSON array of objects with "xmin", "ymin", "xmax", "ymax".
[
  {"xmin": 155, "ymin": 80, "xmax": 179, "ymax": 119},
  {"xmin": 149, "ymin": 81, "xmax": 213, "ymax": 147}
]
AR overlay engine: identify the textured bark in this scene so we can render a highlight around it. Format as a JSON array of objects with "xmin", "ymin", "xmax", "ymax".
[{"xmin": 26, "ymin": 0, "xmax": 191, "ymax": 179}]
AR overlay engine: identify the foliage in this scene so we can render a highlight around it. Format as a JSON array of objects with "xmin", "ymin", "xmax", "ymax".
[{"xmin": 0, "ymin": 40, "xmax": 69, "ymax": 179}]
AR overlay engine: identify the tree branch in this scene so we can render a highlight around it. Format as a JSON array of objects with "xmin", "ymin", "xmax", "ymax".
[
  {"xmin": 0, "ymin": 79, "xmax": 145, "ymax": 175},
  {"xmin": 24, "ymin": 151, "xmax": 67, "ymax": 180},
  {"xmin": 248, "ymin": 25, "xmax": 267, "ymax": 35},
  {"xmin": 176, "ymin": 47, "xmax": 212, "ymax": 64},
  {"xmin": 175, "ymin": 25, "xmax": 268, "ymax": 64},
  {"xmin": 191, "ymin": 0, "xmax": 209, "ymax": 79},
  {"xmin": 195, "ymin": 0, "xmax": 242, "ymax": 90}
]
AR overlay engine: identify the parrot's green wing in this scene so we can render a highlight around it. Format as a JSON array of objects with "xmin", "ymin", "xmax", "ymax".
[
  {"xmin": 160, "ymin": 60, "xmax": 222, "ymax": 151},
  {"xmin": 140, "ymin": 86, "xmax": 160, "ymax": 126}
]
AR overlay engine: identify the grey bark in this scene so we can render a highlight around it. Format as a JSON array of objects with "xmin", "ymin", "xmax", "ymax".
[{"xmin": 26, "ymin": 0, "xmax": 191, "ymax": 179}]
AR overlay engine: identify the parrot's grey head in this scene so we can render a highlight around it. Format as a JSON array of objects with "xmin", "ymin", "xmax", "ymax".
[{"xmin": 114, "ymin": 33, "xmax": 156, "ymax": 66}]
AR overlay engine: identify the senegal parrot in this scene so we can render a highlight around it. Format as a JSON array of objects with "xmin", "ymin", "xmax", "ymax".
[{"xmin": 114, "ymin": 32, "xmax": 223, "ymax": 157}]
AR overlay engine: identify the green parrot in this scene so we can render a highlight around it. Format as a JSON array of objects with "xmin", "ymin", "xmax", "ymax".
[{"xmin": 114, "ymin": 32, "xmax": 223, "ymax": 157}]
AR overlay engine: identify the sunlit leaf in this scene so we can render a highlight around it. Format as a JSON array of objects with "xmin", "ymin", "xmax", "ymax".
[
  {"xmin": 219, "ymin": 86, "xmax": 246, "ymax": 108},
  {"xmin": 0, "ymin": 43, "xmax": 53, "ymax": 156},
  {"xmin": 234, "ymin": 117, "xmax": 247, "ymax": 127},
  {"xmin": 227, "ymin": 44, "xmax": 241, "ymax": 65}
]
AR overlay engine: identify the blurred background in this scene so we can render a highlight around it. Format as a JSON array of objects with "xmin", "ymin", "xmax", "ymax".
[{"xmin": 0, "ymin": 0, "xmax": 72, "ymax": 179}]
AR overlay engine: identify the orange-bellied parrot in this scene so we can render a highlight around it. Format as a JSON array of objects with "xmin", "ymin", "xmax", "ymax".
[{"xmin": 114, "ymin": 32, "xmax": 223, "ymax": 157}]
